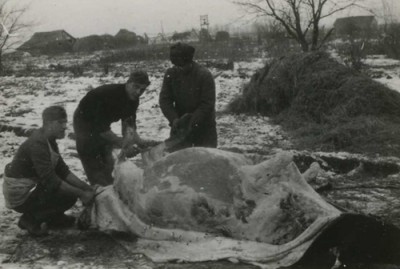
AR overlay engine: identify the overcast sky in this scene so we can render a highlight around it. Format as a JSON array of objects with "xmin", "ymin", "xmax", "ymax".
[
  {"xmin": 9, "ymin": 0, "xmax": 400, "ymax": 39},
  {"xmin": 15, "ymin": 0, "xmax": 243, "ymax": 37}
]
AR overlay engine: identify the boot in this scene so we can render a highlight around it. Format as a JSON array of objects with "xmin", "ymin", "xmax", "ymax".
[
  {"xmin": 47, "ymin": 213, "xmax": 76, "ymax": 229},
  {"xmin": 18, "ymin": 213, "xmax": 48, "ymax": 237}
]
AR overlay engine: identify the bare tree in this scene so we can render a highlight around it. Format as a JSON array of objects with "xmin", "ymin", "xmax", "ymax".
[
  {"xmin": 252, "ymin": 20, "xmax": 294, "ymax": 56},
  {"xmin": 235, "ymin": 0, "xmax": 363, "ymax": 51},
  {"xmin": 380, "ymin": 0, "xmax": 396, "ymax": 26},
  {"xmin": 0, "ymin": 0, "xmax": 30, "ymax": 73},
  {"xmin": 379, "ymin": 0, "xmax": 400, "ymax": 59},
  {"xmin": 253, "ymin": 19, "xmax": 286, "ymax": 43}
]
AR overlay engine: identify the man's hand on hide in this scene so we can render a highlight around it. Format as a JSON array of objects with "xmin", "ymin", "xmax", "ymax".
[
  {"xmin": 81, "ymin": 190, "xmax": 96, "ymax": 206},
  {"xmin": 100, "ymin": 130, "xmax": 123, "ymax": 148},
  {"xmin": 171, "ymin": 113, "xmax": 192, "ymax": 137},
  {"xmin": 123, "ymin": 144, "xmax": 141, "ymax": 158},
  {"xmin": 138, "ymin": 139, "xmax": 160, "ymax": 149}
]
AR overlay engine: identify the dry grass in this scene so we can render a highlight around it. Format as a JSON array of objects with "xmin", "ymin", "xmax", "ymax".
[{"xmin": 228, "ymin": 51, "xmax": 400, "ymax": 156}]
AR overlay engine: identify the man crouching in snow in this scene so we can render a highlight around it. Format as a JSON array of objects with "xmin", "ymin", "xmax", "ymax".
[{"xmin": 3, "ymin": 106, "xmax": 95, "ymax": 236}]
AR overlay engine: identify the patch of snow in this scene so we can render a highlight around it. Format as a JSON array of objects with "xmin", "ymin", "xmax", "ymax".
[
  {"xmin": 364, "ymin": 55, "xmax": 400, "ymax": 67},
  {"xmin": 374, "ymin": 75, "xmax": 400, "ymax": 93}
]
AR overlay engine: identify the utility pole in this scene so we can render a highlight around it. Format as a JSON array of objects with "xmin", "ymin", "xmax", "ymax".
[
  {"xmin": 160, "ymin": 20, "xmax": 165, "ymax": 35},
  {"xmin": 200, "ymin": 15, "xmax": 209, "ymax": 31},
  {"xmin": 160, "ymin": 20, "xmax": 167, "ymax": 43},
  {"xmin": 200, "ymin": 15, "xmax": 210, "ymax": 43}
]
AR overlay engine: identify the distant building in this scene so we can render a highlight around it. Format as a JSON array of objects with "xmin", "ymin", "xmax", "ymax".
[
  {"xmin": 171, "ymin": 29, "xmax": 199, "ymax": 43},
  {"xmin": 334, "ymin": 16, "xmax": 378, "ymax": 38},
  {"xmin": 73, "ymin": 29, "xmax": 144, "ymax": 53},
  {"xmin": 199, "ymin": 29, "xmax": 212, "ymax": 43},
  {"xmin": 73, "ymin": 34, "xmax": 115, "ymax": 52},
  {"xmin": 136, "ymin": 35, "xmax": 147, "ymax": 45},
  {"xmin": 215, "ymin": 31, "xmax": 230, "ymax": 42},
  {"xmin": 150, "ymin": 33, "xmax": 170, "ymax": 45},
  {"xmin": 114, "ymin": 29, "xmax": 138, "ymax": 48},
  {"xmin": 18, "ymin": 30, "xmax": 75, "ymax": 55}
]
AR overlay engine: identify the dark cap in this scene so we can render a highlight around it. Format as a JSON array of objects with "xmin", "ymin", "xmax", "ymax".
[
  {"xmin": 170, "ymin": 43, "xmax": 195, "ymax": 66},
  {"xmin": 127, "ymin": 70, "xmax": 150, "ymax": 86},
  {"xmin": 42, "ymin": 106, "xmax": 67, "ymax": 123}
]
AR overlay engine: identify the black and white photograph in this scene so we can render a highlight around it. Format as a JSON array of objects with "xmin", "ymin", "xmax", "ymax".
[{"xmin": 1, "ymin": 0, "xmax": 400, "ymax": 268}]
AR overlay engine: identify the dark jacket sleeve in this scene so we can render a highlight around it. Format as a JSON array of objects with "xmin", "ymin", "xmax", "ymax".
[
  {"xmin": 54, "ymin": 143, "xmax": 71, "ymax": 180},
  {"xmin": 190, "ymin": 70, "xmax": 216, "ymax": 127},
  {"xmin": 29, "ymin": 139, "xmax": 63, "ymax": 192},
  {"xmin": 121, "ymin": 100, "xmax": 138, "ymax": 130},
  {"xmin": 123, "ymin": 114, "xmax": 137, "ymax": 130},
  {"xmin": 159, "ymin": 69, "xmax": 179, "ymax": 124}
]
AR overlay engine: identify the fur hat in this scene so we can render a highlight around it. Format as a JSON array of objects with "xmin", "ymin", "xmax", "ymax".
[{"xmin": 170, "ymin": 43, "xmax": 195, "ymax": 66}]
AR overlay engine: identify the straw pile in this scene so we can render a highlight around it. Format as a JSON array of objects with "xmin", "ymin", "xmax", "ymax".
[{"xmin": 228, "ymin": 51, "xmax": 400, "ymax": 154}]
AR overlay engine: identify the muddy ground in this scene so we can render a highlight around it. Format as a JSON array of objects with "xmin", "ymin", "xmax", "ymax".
[
  {"xmin": 1, "ymin": 55, "xmax": 400, "ymax": 269},
  {"xmin": 1, "ymin": 151, "xmax": 400, "ymax": 269}
]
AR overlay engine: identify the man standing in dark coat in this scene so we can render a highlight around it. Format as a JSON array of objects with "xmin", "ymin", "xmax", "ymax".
[
  {"xmin": 73, "ymin": 70, "xmax": 150, "ymax": 186},
  {"xmin": 159, "ymin": 43, "xmax": 217, "ymax": 149}
]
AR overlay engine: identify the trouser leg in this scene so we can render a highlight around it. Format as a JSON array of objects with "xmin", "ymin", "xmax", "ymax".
[
  {"xmin": 75, "ymin": 130, "xmax": 114, "ymax": 186},
  {"xmin": 14, "ymin": 184, "xmax": 77, "ymax": 223},
  {"xmin": 79, "ymin": 146, "xmax": 114, "ymax": 186}
]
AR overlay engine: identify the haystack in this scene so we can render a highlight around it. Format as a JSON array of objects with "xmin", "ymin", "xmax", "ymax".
[{"xmin": 229, "ymin": 51, "xmax": 400, "ymax": 154}]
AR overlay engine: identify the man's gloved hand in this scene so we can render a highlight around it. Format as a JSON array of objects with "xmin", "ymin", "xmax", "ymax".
[
  {"xmin": 92, "ymin": 184, "xmax": 102, "ymax": 192},
  {"xmin": 80, "ymin": 190, "xmax": 96, "ymax": 206},
  {"xmin": 189, "ymin": 113, "xmax": 201, "ymax": 131},
  {"xmin": 138, "ymin": 139, "xmax": 160, "ymax": 149},
  {"xmin": 171, "ymin": 113, "xmax": 192, "ymax": 137},
  {"xmin": 123, "ymin": 144, "xmax": 141, "ymax": 158}
]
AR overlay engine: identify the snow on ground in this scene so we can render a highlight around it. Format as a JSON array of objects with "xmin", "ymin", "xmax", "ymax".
[
  {"xmin": 1, "ymin": 54, "xmax": 400, "ymax": 182},
  {"xmin": 0, "ymin": 57, "xmax": 285, "ymax": 207},
  {"xmin": 363, "ymin": 54, "xmax": 400, "ymax": 67},
  {"xmin": 1, "ymin": 54, "xmax": 388, "ymax": 182},
  {"xmin": 371, "ymin": 66, "xmax": 400, "ymax": 94},
  {"xmin": 0, "ymin": 56, "xmax": 291, "ymax": 267},
  {"xmin": 1, "ymin": 54, "xmax": 400, "ymax": 268},
  {"xmin": 218, "ymin": 114, "xmax": 291, "ymax": 154},
  {"xmin": 364, "ymin": 55, "xmax": 400, "ymax": 93},
  {"xmin": 328, "ymin": 50, "xmax": 400, "ymax": 94}
]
